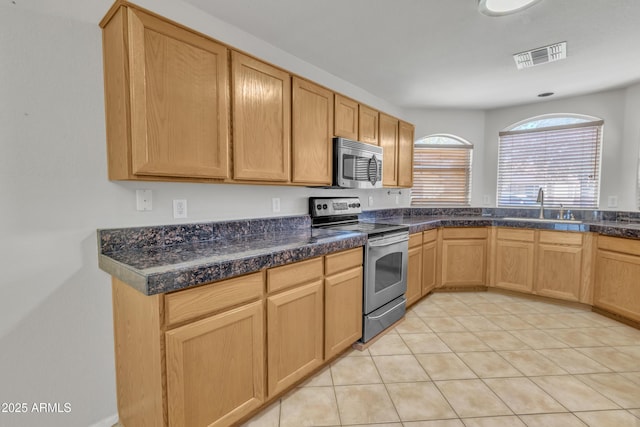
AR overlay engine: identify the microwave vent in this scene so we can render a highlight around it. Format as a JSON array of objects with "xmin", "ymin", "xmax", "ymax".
[{"xmin": 514, "ymin": 42, "xmax": 567, "ymax": 70}]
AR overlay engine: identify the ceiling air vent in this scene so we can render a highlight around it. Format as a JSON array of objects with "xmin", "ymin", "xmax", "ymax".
[{"xmin": 513, "ymin": 41, "xmax": 567, "ymax": 70}]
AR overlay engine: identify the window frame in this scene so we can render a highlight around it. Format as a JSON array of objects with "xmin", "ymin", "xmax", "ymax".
[
  {"xmin": 411, "ymin": 134, "xmax": 473, "ymax": 207},
  {"xmin": 496, "ymin": 114, "xmax": 603, "ymax": 209}
]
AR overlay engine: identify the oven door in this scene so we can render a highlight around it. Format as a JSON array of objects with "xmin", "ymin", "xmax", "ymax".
[{"xmin": 364, "ymin": 231, "xmax": 409, "ymax": 314}]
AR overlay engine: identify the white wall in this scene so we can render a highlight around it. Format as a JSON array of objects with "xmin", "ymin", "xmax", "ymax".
[
  {"xmin": 0, "ymin": 3, "xmax": 411, "ymax": 426},
  {"xmin": 483, "ymin": 88, "xmax": 638, "ymax": 211}
]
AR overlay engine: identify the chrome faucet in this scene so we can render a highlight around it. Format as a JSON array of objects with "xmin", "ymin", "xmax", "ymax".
[{"xmin": 536, "ymin": 187, "xmax": 545, "ymax": 219}]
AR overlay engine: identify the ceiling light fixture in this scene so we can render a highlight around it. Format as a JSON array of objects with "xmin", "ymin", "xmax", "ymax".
[{"xmin": 478, "ymin": 0, "xmax": 542, "ymax": 16}]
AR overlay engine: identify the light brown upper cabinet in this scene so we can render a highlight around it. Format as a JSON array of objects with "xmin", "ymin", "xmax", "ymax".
[
  {"xmin": 291, "ymin": 78, "xmax": 334, "ymax": 185},
  {"xmin": 232, "ymin": 52, "xmax": 291, "ymax": 182},
  {"xmin": 334, "ymin": 94, "xmax": 359, "ymax": 140},
  {"xmin": 101, "ymin": 6, "xmax": 230, "ymax": 180},
  {"xmin": 379, "ymin": 113, "xmax": 399, "ymax": 187},
  {"xmin": 398, "ymin": 121, "xmax": 415, "ymax": 187},
  {"xmin": 358, "ymin": 105, "xmax": 379, "ymax": 145}
]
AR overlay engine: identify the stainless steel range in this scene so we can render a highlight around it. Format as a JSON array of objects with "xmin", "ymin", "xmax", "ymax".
[{"xmin": 310, "ymin": 196, "xmax": 409, "ymax": 343}]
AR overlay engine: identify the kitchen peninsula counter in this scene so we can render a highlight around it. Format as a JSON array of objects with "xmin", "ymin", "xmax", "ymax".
[{"xmin": 98, "ymin": 215, "xmax": 366, "ymax": 295}]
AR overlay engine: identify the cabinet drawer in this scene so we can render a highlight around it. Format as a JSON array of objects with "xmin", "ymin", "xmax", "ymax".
[
  {"xmin": 598, "ymin": 235, "xmax": 640, "ymax": 257},
  {"xmin": 409, "ymin": 233, "xmax": 422, "ymax": 248},
  {"xmin": 497, "ymin": 228, "xmax": 535, "ymax": 242},
  {"xmin": 422, "ymin": 229, "xmax": 437, "ymax": 243},
  {"xmin": 539, "ymin": 230, "xmax": 582, "ymax": 246},
  {"xmin": 165, "ymin": 272, "xmax": 264, "ymax": 326},
  {"xmin": 268, "ymin": 257, "xmax": 323, "ymax": 293},
  {"xmin": 442, "ymin": 227, "xmax": 487, "ymax": 240},
  {"xmin": 325, "ymin": 247, "xmax": 363, "ymax": 276}
]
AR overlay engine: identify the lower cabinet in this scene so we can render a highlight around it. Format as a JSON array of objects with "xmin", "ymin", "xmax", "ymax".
[
  {"xmin": 594, "ymin": 236, "xmax": 640, "ymax": 322},
  {"xmin": 111, "ymin": 248, "xmax": 364, "ymax": 427},
  {"xmin": 441, "ymin": 228, "xmax": 487, "ymax": 287},
  {"xmin": 324, "ymin": 248, "xmax": 363, "ymax": 358},
  {"xmin": 535, "ymin": 231, "xmax": 584, "ymax": 302},
  {"xmin": 406, "ymin": 233, "xmax": 423, "ymax": 307},
  {"xmin": 422, "ymin": 230, "xmax": 438, "ymax": 295},
  {"xmin": 267, "ymin": 280, "xmax": 324, "ymax": 396},
  {"xmin": 165, "ymin": 301, "xmax": 264, "ymax": 427},
  {"xmin": 494, "ymin": 228, "xmax": 535, "ymax": 293}
]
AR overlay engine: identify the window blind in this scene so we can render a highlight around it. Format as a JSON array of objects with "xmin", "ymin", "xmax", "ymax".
[
  {"xmin": 497, "ymin": 120, "xmax": 603, "ymax": 208},
  {"xmin": 412, "ymin": 146, "xmax": 472, "ymax": 206}
]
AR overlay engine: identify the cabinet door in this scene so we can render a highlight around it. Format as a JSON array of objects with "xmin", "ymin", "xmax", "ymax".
[
  {"xmin": 441, "ymin": 239, "xmax": 486, "ymax": 286},
  {"xmin": 397, "ymin": 121, "xmax": 415, "ymax": 187},
  {"xmin": 406, "ymin": 245, "xmax": 423, "ymax": 307},
  {"xmin": 595, "ymin": 250, "xmax": 640, "ymax": 322},
  {"xmin": 267, "ymin": 281, "xmax": 323, "ymax": 396},
  {"xmin": 422, "ymin": 240, "xmax": 437, "ymax": 295},
  {"xmin": 334, "ymin": 94, "xmax": 358, "ymax": 140},
  {"xmin": 379, "ymin": 113, "xmax": 399, "ymax": 186},
  {"xmin": 165, "ymin": 301, "xmax": 264, "ymax": 427},
  {"xmin": 495, "ymin": 239, "xmax": 535, "ymax": 293},
  {"xmin": 325, "ymin": 267, "xmax": 363, "ymax": 359},
  {"xmin": 536, "ymin": 243, "xmax": 582, "ymax": 302},
  {"xmin": 232, "ymin": 52, "xmax": 290, "ymax": 181},
  {"xmin": 292, "ymin": 77, "xmax": 333, "ymax": 185},
  {"xmin": 359, "ymin": 105, "xmax": 379, "ymax": 145},
  {"xmin": 127, "ymin": 9, "xmax": 230, "ymax": 178}
]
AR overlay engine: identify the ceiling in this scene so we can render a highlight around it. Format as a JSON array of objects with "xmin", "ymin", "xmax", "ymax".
[
  {"xmin": 179, "ymin": 0, "xmax": 640, "ymax": 110},
  {"xmin": 8, "ymin": 0, "xmax": 640, "ymax": 110}
]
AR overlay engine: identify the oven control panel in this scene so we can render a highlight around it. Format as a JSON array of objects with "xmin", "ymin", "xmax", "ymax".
[{"xmin": 309, "ymin": 197, "xmax": 362, "ymax": 217}]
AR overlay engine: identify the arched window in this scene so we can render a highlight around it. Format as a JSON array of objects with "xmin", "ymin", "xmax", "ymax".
[
  {"xmin": 497, "ymin": 114, "xmax": 603, "ymax": 208},
  {"xmin": 412, "ymin": 134, "xmax": 473, "ymax": 206}
]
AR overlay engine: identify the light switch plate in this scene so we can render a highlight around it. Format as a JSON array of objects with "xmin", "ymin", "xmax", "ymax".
[
  {"xmin": 136, "ymin": 189, "xmax": 152, "ymax": 211},
  {"xmin": 608, "ymin": 195, "xmax": 618, "ymax": 208},
  {"xmin": 272, "ymin": 198, "xmax": 281, "ymax": 213},
  {"xmin": 368, "ymin": 196, "xmax": 374, "ymax": 207}
]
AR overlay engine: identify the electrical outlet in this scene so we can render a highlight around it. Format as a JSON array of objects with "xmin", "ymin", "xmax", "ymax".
[
  {"xmin": 395, "ymin": 195, "xmax": 400, "ymax": 205},
  {"xmin": 136, "ymin": 189, "xmax": 152, "ymax": 211},
  {"xmin": 608, "ymin": 195, "xmax": 618, "ymax": 208},
  {"xmin": 272, "ymin": 198, "xmax": 281, "ymax": 213},
  {"xmin": 368, "ymin": 196, "xmax": 374, "ymax": 207},
  {"xmin": 483, "ymin": 195, "xmax": 490, "ymax": 206},
  {"xmin": 173, "ymin": 199, "xmax": 187, "ymax": 218}
]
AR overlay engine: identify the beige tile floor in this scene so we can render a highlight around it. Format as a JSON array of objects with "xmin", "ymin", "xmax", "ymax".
[{"xmin": 242, "ymin": 291, "xmax": 640, "ymax": 427}]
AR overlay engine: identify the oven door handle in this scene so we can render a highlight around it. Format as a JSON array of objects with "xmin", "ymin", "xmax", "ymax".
[
  {"xmin": 368, "ymin": 234, "xmax": 409, "ymax": 247},
  {"xmin": 368, "ymin": 299, "xmax": 405, "ymax": 320}
]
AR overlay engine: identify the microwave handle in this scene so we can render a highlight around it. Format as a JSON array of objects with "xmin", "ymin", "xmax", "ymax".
[{"xmin": 368, "ymin": 155, "xmax": 379, "ymax": 185}]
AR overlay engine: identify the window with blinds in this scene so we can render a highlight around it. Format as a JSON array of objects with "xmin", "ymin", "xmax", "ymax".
[
  {"xmin": 412, "ymin": 135, "xmax": 472, "ymax": 206},
  {"xmin": 497, "ymin": 117, "xmax": 603, "ymax": 208}
]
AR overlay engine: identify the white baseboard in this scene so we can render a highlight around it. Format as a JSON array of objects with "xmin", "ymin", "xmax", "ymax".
[{"xmin": 88, "ymin": 413, "xmax": 119, "ymax": 427}]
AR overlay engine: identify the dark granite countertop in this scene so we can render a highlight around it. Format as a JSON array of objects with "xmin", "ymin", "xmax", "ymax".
[
  {"xmin": 98, "ymin": 210, "xmax": 640, "ymax": 296},
  {"xmin": 366, "ymin": 215, "xmax": 640, "ymax": 238},
  {"xmin": 99, "ymin": 225, "xmax": 366, "ymax": 295}
]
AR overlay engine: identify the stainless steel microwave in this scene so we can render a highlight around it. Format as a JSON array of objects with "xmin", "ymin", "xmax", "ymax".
[{"xmin": 333, "ymin": 137, "xmax": 383, "ymax": 189}]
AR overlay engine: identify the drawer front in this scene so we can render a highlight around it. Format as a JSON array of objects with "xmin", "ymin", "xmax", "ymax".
[
  {"xmin": 497, "ymin": 228, "xmax": 535, "ymax": 242},
  {"xmin": 422, "ymin": 229, "xmax": 437, "ymax": 243},
  {"xmin": 409, "ymin": 233, "xmax": 422, "ymax": 248},
  {"xmin": 598, "ymin": 235, "xmax": 640, "ymax": 257},
  {"xmin": 165, "ymin": 272, "xmax": 264, "ymax": 326},
  {"xmin": 268, "ymin": 257, "xmax": 324, "ymax": 293},
  {"xmin": 442, "ymin": 227, "xmax": 487, "ymax": 240},
  {"xmin": 539, "ymin": 230, "xmax": 583, "ymax": 246},
  {"xmin": 325, "ymin": 247, "xmax": 363, "ymax": 276}
]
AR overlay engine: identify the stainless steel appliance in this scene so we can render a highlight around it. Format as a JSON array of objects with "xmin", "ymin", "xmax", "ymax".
[
  {"xmin": 333, "ymin": 137, "xmax": 383, "ymax": 189},
  {"xmin": 310, "ymin": 196, "xmax": 409, "ymax": 343}
]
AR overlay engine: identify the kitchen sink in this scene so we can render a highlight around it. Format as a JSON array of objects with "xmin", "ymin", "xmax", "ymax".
[{"xmin": 501, "ymin": 217, "xmax": 583, "ymax": 224}]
